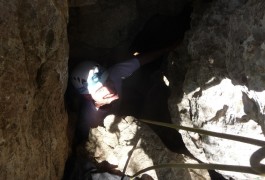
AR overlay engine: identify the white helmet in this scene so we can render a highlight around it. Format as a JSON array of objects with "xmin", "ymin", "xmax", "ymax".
[{"xmin": 70, "ymin": 61, "xmax": 109, "ymax": 94}]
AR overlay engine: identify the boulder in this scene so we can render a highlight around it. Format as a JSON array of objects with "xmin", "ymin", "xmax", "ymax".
[{"xmin": 87, "ymin": 115, "xmax": 210, "ymax": 180}]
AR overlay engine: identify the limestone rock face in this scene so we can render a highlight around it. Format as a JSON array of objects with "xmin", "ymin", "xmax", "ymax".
[
  {"xmin": 87, "ymin": 115, "xmax": 210, "ymax": 180},
  {"xmin": 0, "ymin": 0, "xmax": 69, "ymax": 179},
  {"xmin": 168, "ymin": 0, "xmax": 265, "ymax": 179}
]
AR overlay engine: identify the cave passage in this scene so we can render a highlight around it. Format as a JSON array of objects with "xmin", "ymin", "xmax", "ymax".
[
  {"xmin": 64, "ymin": 2, "xmax": 225, "ymax": 179},
  {"xmin": 66, "ymin": 3, "xmax": 193, "ymax": 153}
]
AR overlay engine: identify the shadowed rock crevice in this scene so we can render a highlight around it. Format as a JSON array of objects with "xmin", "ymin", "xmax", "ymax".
[
  {"xmin": 66, "ymin": 0, "xmax": 194, "ymax": 153},
  {"xmin": 64, "ymin": 0, "xmax": 236, "ymax": 179}
]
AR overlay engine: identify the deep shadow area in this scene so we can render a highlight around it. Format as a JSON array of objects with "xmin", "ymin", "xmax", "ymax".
[
  {"xmin": 117, "ymin": 58, "xmax": 190, "ymax": 154},
  {"xmin": 64, "ymin": 2, "xmax": 226, "ymax": 179},
  {"xmin": 117, "ymin": 7, "xmax": 226, "ymax": 180},
  {"xmin": 130, "ymin": 4, "xmax": 192, "ymax": 53}
]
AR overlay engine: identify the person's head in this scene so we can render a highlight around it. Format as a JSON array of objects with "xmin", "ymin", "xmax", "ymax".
[
  {"xmin": 90, "ymin": 78, "xmax": 119, "ymax": 108},
  {"xmin": 71, "ymin": 61, "xmax": 119, "ymax": 107}
]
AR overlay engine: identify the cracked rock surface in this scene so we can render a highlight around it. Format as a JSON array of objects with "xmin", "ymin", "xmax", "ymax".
[{"xmin": 168, "ymin": 0, "xmax": 265, "ymax": 179}]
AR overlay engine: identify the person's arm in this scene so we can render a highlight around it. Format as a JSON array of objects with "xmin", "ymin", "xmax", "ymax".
[
  {"xmin": 106, "ymin": 44, "xmax": 177, "ymax": 86},
  {"xmin": 135, "ymin": 44, "xmax": 177, "ymax": 66}
]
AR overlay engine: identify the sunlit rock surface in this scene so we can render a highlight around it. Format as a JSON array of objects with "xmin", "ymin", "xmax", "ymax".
[
  {"xmin": 87, "ymin": 115, "xmax": 210, "ymax": 180},
  {"xmin": 168, "ymin": 0, "xmax": 265, "ymax": 179},
  {"xmin": 0, "ymin": 0, "xmax": 69, "ymax": 179}
]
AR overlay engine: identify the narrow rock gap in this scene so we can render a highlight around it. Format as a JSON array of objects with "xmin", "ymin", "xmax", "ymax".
[
  {"xmin": 64, "ymin": 1, "xmax": 225, "ymax": 179},
  {"xmin": 65, "ymin": 0, "xmax": 193, "ymax": 153}
]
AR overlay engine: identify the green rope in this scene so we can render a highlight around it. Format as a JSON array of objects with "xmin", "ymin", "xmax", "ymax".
[
  {"xmin": 131, "ymin": 163, "xmax": 258, "ymax": 178},
  {"xmin": 131, "ymin": 119, "xmax": 265, "ymax": 177},
  {"xmin": 139, "ymin": 119, "xmax": 265, "ymax": 146}
]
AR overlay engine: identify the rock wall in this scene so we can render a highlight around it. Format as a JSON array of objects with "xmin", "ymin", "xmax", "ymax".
[
  {"xmin": 87, "ymin": 116, "xmax": 210, "ymax": 180},
  {"xmin": 0, "ymin": 0, "xmax": 69, "ymax": 179},
  {"xmin": 168, "ymin": 0, "xmax": 265, "ymax": 179}
]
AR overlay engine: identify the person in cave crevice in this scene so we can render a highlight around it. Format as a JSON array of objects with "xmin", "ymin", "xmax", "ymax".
[
  {"xmin": 64, "ymin": 4, "xmax": 200, "ymax": 179},
  {"xmin": 64, "ymin": 6, "xmax": 195, "ymax": 179},
  {"xmin": 69, "ymin": 46, "xmax": 179, "ymax": 146},
  {"xmin": 64, "ymin": 46, "xmax": 187, "ymax": 179},
  {"xmin": 64, "ymin": 3, "xmax": 227, "ymax": 178}
]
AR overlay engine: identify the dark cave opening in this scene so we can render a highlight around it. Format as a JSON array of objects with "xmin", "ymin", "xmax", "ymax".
[
  {"xmin": 64, "ymin": 1, "xmax": 226, "ymax": 179},
  {"xmin": 66, "ymin": 3, "xmax": 193, "ymax": 147}
]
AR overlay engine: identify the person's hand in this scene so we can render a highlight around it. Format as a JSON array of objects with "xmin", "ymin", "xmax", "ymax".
[{"xmin": 97, "ymin": 160, "xmax": 124, "ymax": 176}]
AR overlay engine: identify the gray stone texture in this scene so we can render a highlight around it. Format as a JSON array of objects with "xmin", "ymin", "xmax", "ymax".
[
  {"xmin": 168, "ymin": 0, "xmax": 265, "ymax": 179},
  {"xmin": 2, "ymin": 0, "xmax": 265, "ymax": 179},
  {"xmin": 87, "ymin": 116, "xmax": 210, "ymax": 180},
  {"xmin": 0, "ymin": 0, "xmax": 69, "ymax": 179}
]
